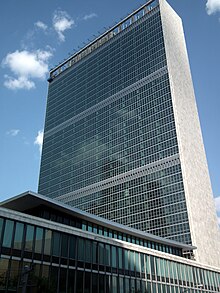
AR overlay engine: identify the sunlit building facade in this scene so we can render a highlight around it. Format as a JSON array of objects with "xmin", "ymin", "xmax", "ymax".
[{"xmin": 38, "ymin": 0, "xmax": 220, "ymax": 267}]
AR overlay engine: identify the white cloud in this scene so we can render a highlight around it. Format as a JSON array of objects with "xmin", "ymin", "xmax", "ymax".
[
  {"xmin": 6, "ymin": 129, "xmax": 20, "ymax": 136},
  {"xmin": 35, "ymin": 21, "xmax": 48, "ymax": 31},
  {"xmin": 215, "ymin": 196, "xmax": 220, "ymax": 212},
  {"xmin": 83, "ymin": 13, "xmax": 97, "ymax": 21},
  {"xmin": 34, "ymin": 130, "xmax": 44, "ymax": 152},
  {"xmin": 215, "ymin": 196, "xmax": 220, "ymax": 227},
  {"xmin": 53, "ymin": 10, "xmax": 74, "ymax": 42},
  {"xmin": 4, "ymin": 75, "xmax": 35, "ymax": 90},
  {"xmin": 206, "ymin": 0, "xmax": 220, "ymax": 15},
  {"xmin": 2, "ymin": 49, "xmax": 52, "ymax": 90}
]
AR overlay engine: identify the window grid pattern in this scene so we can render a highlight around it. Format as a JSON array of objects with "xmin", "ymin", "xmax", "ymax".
[
  {"xmin": 26, "ymin": 206, "xmax": 185, "ymax": 257},
  {"xmin": 39, "ymin": 11, "xmax": 191, "ymax": 245},
  {"xmin": 68, "ymin": 164, "xmax": 191, "ymax": 244},
  {"xmin": 0, "ymin": 216, "xmax": 219, "ymax": 293}
]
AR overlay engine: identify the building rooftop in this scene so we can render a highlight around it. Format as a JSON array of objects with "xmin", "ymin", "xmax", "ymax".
[{"xmin": 48, "ymin": 0, "xmax": 159, "ymax": 81}]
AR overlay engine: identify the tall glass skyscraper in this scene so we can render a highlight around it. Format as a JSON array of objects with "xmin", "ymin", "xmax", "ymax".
[{"xmin": 38, "ymin": 0, "xmax": 220, "ymax": 266}]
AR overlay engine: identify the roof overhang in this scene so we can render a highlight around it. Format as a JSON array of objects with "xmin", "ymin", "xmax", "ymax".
[{"xmin": 0, "ymin": 191, "xmax": 196, "ymax": 251}]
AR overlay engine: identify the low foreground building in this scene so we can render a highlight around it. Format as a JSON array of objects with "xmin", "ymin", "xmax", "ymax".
[{"xmin": 0, "ymin": 191, "xmax": 219, "ymax": 292}]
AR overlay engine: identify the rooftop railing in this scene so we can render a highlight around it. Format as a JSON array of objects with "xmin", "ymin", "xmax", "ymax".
[{"xmin": 48, "ymin": 0, "xmax": 158, "ymax": 82}]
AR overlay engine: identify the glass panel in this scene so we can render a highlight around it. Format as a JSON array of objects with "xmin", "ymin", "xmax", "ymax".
[
  {"xmin": 69, "ymin": 235, "xmax": 76, "ymax": 259},
  {"xmin": 25, "ymin": 225, "xmax": 34, "ymax": 251},
  {"xmin": 136, "ymin": 279, "xmax": 141, "ymax": 292},
  {"xmin": 93, "ymin": 225, "xmax": 97, "ymax": 234},
  {"xmin": 124, "ymin": 250, "xmax": 129, "ymax": 270},
  {"xmin": 35, "ymin": 227, "xmax": 43, "ymax": 253},
  {"xmin": 141, "ymin": 253, "xmax": 145, "ymax": 273},
  {"xmin": 112, "ymin": 246, "xmax": 117, "ymax": 268},
  {"xmin": 85, "ymin": 239, "xmax": 91, "ymax": 263},
  {"xmin": 141, "ymin": 280, "xmax": 147, "ymax": 293},
  {"xmin": 147, "ymin": 282, "xmax": 151, "ymax": 292},
  {"xmin": 145, "ymin": 255, "xmax": 150, "ymax": 278},
  {"xmin": 118, "ymin": 248, "xmax": 123, "ymax": 269},
  {"xmin": 3, "ymin": 219, "xmax": 14, "ymax": 248},
  {"xmin": 0, "ymin": 218, "xmax": 4, "ymax": 242},
  {"xmin": 76, "ymin": 271, "xmax": 83, "ymax": 293},
  {"xmin": 130, "ymin": 251, "xmax": 135, "ymax": 272},
  {"xmin": 0, "ymin": 258, "xmax": 9, "ymax": 290},
  {"xmin": 125, "ymin": 278, "xmax": 130, "ymax": 292},
  {"xmin": 99, "ymin": 243, "xmax": 105, "ymax": 265},
  {"xmin": 119, "ymin": 277, "xmax": 124, "ymax": 293},
  {"xmin": 50, "ymin": 267, "xmax": 59, "ymax": 292},
  {"xmin": 105, "ymin": 244, "xmax": 111, "ymax": 266},
  {"xmin": 52, "ymin": 231, "xmax": 60, "ymax": 256},
  {"xmin": 150, "ymin": 256, "xmax": 155, "ymax": 277},
  {"xmin": 92, "ymin": 241, "xmax": 98, "ymax": 264},
  {"xmin": 59, "ymin": 268, "xmax": 67, "ymax": 293},
  {"xmin": 88, "ymin": 223, "xmax": 93, "ymax": 232},
  {"xmin": 67, "ymin": 269, "xmax": 75, "ymax": 293},
  {"xmin": 13, "ymin": 222, "xmax": 24, "ymax": 250},
  {"xmin": 135, "ymin": 252, "xmax": 140, "ymax": 273},
  {"xmin": 41, "ymin": 264, "xmax": 49, "ymax": 279},
  {"xmin": 131, "ymin": 279, "xmax": 135, "ymax": 293},
  {"xmin": 112, "ymin": 276, "xmax": 118, "ymax": 293},
  {"xmin": 92, "ymin": 273, "xmax": 98, "ymax": 292},
  {"xmin": 77, "ymin": 238, "xmax": 84, "ymax": 261},
  {"xmin": 98, "ymin": 226, "xmax": 103, "ymax": 235},
  {"xmin": 82, "ymin": 221, "xmax": 87, "ymax": 231},
  {"xmin": 61, "ymin": 234, "xmax": 68, "ymax": 258},
  {"xmin": 106, "ymin": 275, "xmax": 111, "ymax": 293},
  {"xmin": 84, "ymin": 272, "xmax": 91, "ymax": 293},
  {"xmin": 44, "ymin": 229, "xmax": 52, "ymax": 255},
  {"xmin": 8, "ymin": 260, "xmax": 19, "ymax": 290},
  {"xmin": 99, "ymin": 274, "xmax": 105, "ymax": 293}
]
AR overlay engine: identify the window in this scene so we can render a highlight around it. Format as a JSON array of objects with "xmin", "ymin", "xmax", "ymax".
[
  {"xmin": 69, "ymin": 235, "xmax": 76, "ymax": 259},
  {"xmin": 35, "ymin": 227, "xmax": 43, "ymax": 253},
  {"xmin": 44, "ymin": 229, "xmax": 52, "ymax": 255},
  {"xmin": 3, "ymin": 220, "xmax": 14, "ymax": 248},
  {"xmin": 77, "ymin": 238, "xmax": 84, "ymax": 261},
  {"xmin": 52, "ymin": 232, "xmax": 61, "ymax": 256},
  {"xmin": 13, "ymin": 222, "xmax": 24, "ymax": 250},
  {"xmin": 25, "ymin": 225, "xmax": 34, "ymax": 251},
  {"xmin": 0, "ymin": 218, "xmax": 3, "ymax": 242},
  {"xmin": 61, "ymin": 234, "xmax": 68, "ymax": 258}
]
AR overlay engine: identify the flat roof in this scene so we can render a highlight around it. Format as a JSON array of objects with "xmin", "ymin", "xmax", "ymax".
[
  {"xmin": 49, "ymin": 0, "xmax": 159, "ymax": 80},
  {"xmin": 0, "ymin": 191, "xmax": 196, "ymax": 251}
]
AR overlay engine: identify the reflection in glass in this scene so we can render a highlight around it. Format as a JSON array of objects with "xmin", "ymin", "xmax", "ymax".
[
  {"xmin": 13, "ymin": 222, "xmax": 24, "ymax": 250},
  {"xmin": 35, "ymin": 227, "xmax": 43, "ymax": 253},
  {"xmin": 8, "ymin": 260, "xmax": 19, "ymax": 290},
  {"xmin": 3, "ymin": 220, "xmax": 14, "ymax": 248},
  {"xmin": 44, "ymin": 229, "xmax": 52, "ymax": 255},
  {"xmin": 0, "ymin": 258, "xmax": 9, "ymax": 290},
  {"xmin": 25, "ymin": 225, "xmax": 34, "ymax": 251}
]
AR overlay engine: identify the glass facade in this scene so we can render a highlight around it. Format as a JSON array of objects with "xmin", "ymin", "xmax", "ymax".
[
  {"xmin": 24, "ymin": 204, "xmax": 186, "ymax": 258},
  {"xmin": 38, "ymin": 1, "xmax": 192, "ymax": 244},
  {"xmin": 0, "ymin": 214, "xmax": 219, "ymax": 293}
]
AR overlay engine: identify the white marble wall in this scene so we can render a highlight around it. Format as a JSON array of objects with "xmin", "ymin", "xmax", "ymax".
[{"xmin": 159, "ymin": 0, "xmax": 220, "ymax": 267}]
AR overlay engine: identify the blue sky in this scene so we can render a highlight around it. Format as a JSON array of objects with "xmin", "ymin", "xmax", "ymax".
[{"xmin": 0, "ymin": 0, "xmax": 220, "ymax": 222}]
